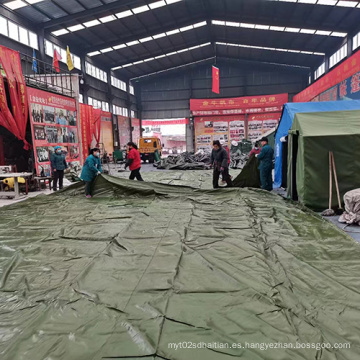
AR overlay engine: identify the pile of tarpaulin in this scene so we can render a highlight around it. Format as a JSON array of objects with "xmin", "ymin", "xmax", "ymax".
[{"xmin": 155, "ymin": 150, "xmax": 212, "ymax": 170}]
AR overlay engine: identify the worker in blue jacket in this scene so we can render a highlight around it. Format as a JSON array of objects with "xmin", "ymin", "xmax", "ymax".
[
  {"xmin": 51, "ymin": 145, "xmax": 68, "ymax": 191},
  {"xmin": 256, "ymin": 137, "xmax": 274, "ymax": 191},
  {"xmin": 80, "ymin": 148, "xmax": 102, "ymax": 198}
]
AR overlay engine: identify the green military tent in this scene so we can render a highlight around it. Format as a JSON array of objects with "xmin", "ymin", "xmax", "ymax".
[{"xmin": 287, "ymin": 110, "xmax": 360, "ymax": 210}]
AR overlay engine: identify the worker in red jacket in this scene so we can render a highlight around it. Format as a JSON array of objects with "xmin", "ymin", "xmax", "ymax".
[
  {"xmin": 249, "ymin": 142, "xmax": 261, "ymax": 157},
  {"xmin": 125, "ymin": 142, "xmax": 144, "ymax": 181}
]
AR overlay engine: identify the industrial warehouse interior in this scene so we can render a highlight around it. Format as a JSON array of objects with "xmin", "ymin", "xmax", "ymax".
[{"xmin": 1, "ymin": 0, "xmax": 360, "ymax": 359}]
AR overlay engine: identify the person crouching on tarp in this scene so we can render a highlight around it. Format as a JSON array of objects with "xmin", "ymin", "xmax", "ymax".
[
  {"xmin": 125, "ymin": 142, "xmax": 144, "ymax": 181},
  {"xmin": 81, "ymin": 148, "xmax": 102, "ymax": 198},
  {"xmin": 51, "ymin": 145, "xmax": 68, "ymax": 191},
  {"xmin": 256, "ymin": 137, "xmax": 274, "ymax": 191},
  {"xmin": 211, "ymin": 140, "xmax": 232, "ymax": 189}
]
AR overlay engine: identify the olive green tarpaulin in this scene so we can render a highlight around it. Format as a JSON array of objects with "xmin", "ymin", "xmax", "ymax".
[
  {"xmin": 232, "ymin": 155, "xmax": 261, "ymax": 188},
  {"xmin": 1, "ymin": 175, "xmax": 360, "ymax": 359},
  {"xmin": 287, "ymin": 110, "xmax": 360, "ymax": 210}
]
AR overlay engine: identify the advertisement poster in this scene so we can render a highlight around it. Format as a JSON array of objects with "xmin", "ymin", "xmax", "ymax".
[
  {"xmin": 132, "ymin": 118, "xmax": 141, "ymax": 145},
  {"xmin": 28, "ymin": 88, "xmax": 81, "ymax": 176},
  {"xmin": 229, "ymin": 121, "xmax": 245, "ymax": 142},
  {"xmin": 248, "ymin": 120, "xmax": 263, "ymax": 141},
  {"xmin": 213, "ymin": 121, "xmax": 228, "ymax": 133},
  {"xmin": 118, "ymin": 116, "xmax": 131, "ymax": 148},
  {"xmin": 101, "ymin": 111, "xmax": 114, "ymax": 156}
]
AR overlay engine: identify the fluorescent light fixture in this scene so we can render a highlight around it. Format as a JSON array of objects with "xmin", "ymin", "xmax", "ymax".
[
  {"xmin": 4, "ymin": 0, "xmax": 26, "ymax": 10},
  {"xmin": 255, "ymin": 24, "xmax": 270, "ymax": 30},
  {"xmin": 153, "ymin": 33, "xmax": 166, "ymax": 39},
  {"xmin": 139, "ymin": 36, "xmax": 153, "ymax": 43},
  {"xmin": 194, "ymin": 21, "xmax": 207, "ymax": 28},
  {"xmin": 88, "ymin": 51, "xmax": 101, "ymax": 56},
  {"xmin": 126, "ymin": 40, "xmax": 140, "ymax": 46},
  {"xmin": 331, "ymin": 32, "xmax": 347, "ymax": 37},
  {"xmin": 155, "ymin": 54, "xmax": 166, "ymax": 59},
  {"xmin": 180, "ymin": 25, "xmax": 194, "ymax": 32},
  {"xmin": 301, "ymin": 51, "xmax": 314, "ymax": 54},
  {"xmin": 113, "ymin": 44, "xmax": 127, "ymax": 49},
  {"xmin": 166, "ymin": 51, "xmax": 177, "ymax": 56},
  {"xmin": 298, "ymin": 0, "xmax": 317, "ymax": 3},
  {"xmin": 285, "ymin": 27, "xmax": 300, "ymax": 32},
  {"xmin": 67, "ymin": 24, "xmax": 85, "ymax": 32},
  {"xmin": 166, "ymin": 29, "xmax": 180, "ymax": 35},
  {"xmin": 240, "ymin": 23, "xmax": 256, "ymax": 28},
  {"xmin": 100, "ymin": 47, "xmax": 113, "ymax": 53},
  {"xmin": 122, "ymin": 63, "xmax": 133, "ymax": 68},
  {"xmin": 317, "ymin": 0, "xmax": 337, "ymax": 4},
  {"xmin": 144, "ymin": 57, "xmax": 155, "ymax": 61},
  {"xmin": 166, "ymin": 0, "xmax": 182, "ymax": 3},
  {"xmin": 300, "ymin": 29, "xmax": 316, "ymax": 34},
  {"xmin": 212, "ymin": 20, "xmax": 225, "ymax": 25},
  {"xmin": 26, "ymin": 0, "xmax": 44, "ymax": 3},
  {"xmin": 132, "ymin": 5, "xmax": 149, "ymax": 13},
  {"xmin": 83, "ymin": 19, "xmax": 101, "ymax": 28},
  {"xmin": 316, "ymin": 30, "xmax": 331, "ymax": 36},
  {"xmin": 337, "ymin": 0, "xmax": 357, "ymax": 6},
  {"xmin": 99, "ymin": 15, "xmax": 116, "ymax": 23},
  {"xmin": 52, "ymin": 29, "xmax": 69, "ymax": 36},
  {"xmin": 116, "ymin": 10, "xmax": 133, "ymax": 18},
  {"xmin": 270, "ymin": 26, "xmax": 285, "ymax": 31},
  {"xmin": 133, "ymin": 60, "xmax": 144, "ymax": 65},
  {"xmin": 226, "ymin": 21, "xmax": 240, "ymax": 27},
  {"xmin": 149, "ymin": 0, "xmax": 167, "ymax": 9},
  {"xmin": 112, "ymin": 66, "xmax": 122, "ymax": 70}
]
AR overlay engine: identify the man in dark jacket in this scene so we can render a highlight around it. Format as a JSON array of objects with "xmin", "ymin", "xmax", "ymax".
[
  {"xmin": 51, "ymin": 145, "xmax": 68, "ymax": 191},
  {"xmin": 256, "ymin": 137, "xmax": 274, "ymax": 191},
  {"xmin": 211, "ymin": 140, "xmax": 232, "ymax": 189}
]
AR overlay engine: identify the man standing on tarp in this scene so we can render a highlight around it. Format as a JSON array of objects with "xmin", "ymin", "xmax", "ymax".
[
  {"xmin": 211, "ymin": 140, "xmax": 232, "ymax": 189},
  {"xmin": 51, "ymin": 146, "xmax": 68, "ymax": 191},
  {"xmin": 256, "ymin": 137, "xmax": 273, "ymax": 191}
]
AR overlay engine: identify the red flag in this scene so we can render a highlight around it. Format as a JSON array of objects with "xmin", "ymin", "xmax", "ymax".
[
  {"xmin": 53, "ymin": 49, "xmax": 61, "ymax": 73},
  {"xmin": 212, "ymin": 66, "xmax": 220, "ymax": 94}
]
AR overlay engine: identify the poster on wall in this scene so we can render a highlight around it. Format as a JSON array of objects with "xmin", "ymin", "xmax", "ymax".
[
  {"xmin": 248, "ymin": 120, "xmax": 263, "ymax": 141},
  {"xmin": 28, "ymin": 88, "xmax": 81, "ymax": 176},
  {"xmin": 132, "ymin": 118, "xmax": 141, "ymax": 145},
  {"xmin": 229, "ymin": 121, "xmax": 245, "ymax": 142},
  {"xmin": 101, "ymin": 111, "xmax": 114, "ymax": 156},
  {"xmin": 118, "ymin": 116, "xmax": 131, "ymax": 148},
  {"xmin": 213, "ymin": 121, "xmax": 228, "ymax": 133}
]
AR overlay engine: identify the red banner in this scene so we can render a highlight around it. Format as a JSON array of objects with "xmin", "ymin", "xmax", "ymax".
[
  {"xmin": 93, "ymin": 108, "xmax": 101, "ymax": 146},
  {"xmin": 142, "ymin": 119, "xmax": 189, "ymax": 126},
  {"xmin": 212, "ymin": 66, "xmax": 220, "ymax": 94},
  {"xmin": 191, "ymin": 106, "xmax": 283, "ymax": 116},
  {"xmin": 294, "ymin": 49, "xmax": 360, "ymax": 103},
  {"xmin": 248, "ymin": 113, "xmax": 282, "ymax": 121},
  {"xmin": 28, "ymin": 88, "xmax": 80, "ymax": 176},
  {"xmin": 190, "ymin": 93, "xmax": 288, "ymax": 111},
  {"xmin": 80, "ymin": 104, "xmax": 89, "ymax": 163},
  {"xmin": 0, "ymin": 46, "xmax": 29, "ymax": 148}
]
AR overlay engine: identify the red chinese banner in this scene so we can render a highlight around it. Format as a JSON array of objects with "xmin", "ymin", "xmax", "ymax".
[
  {"xmin": 294, "ymin": 49, "xmax": 360, "ymax": 102},
  {"xmin": 192, "ymin": 106, "xmax": 283, "ymax": 116},
  {"xmin": 212, "ymin": 66, "xmax": 220, "ymax": 94},
  {"xmin": 28, "ymin": 88, "xmax": 81, "ymax": 176},
  {"xmin": 0, "ymin": 46, "xmax": 29, "ymax": 148},
  {"xmin": 80, "ymin": 104, "xmax": 89, "ymax": 163},
  {"xmin": 190, "ymin": 93, "xmax": 288, "ymax": 112},
  {"xmin": 142, "ymin": 119, "xmax": 189, "ymax": 126}
]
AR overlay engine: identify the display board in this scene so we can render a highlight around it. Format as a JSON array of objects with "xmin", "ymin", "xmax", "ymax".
[
  {"xmin": 195, "ymin": 113, "xmax": 281, "ymax": 151},
  {"xmin": 132, "ymin": 118, "xmax": 141, "ymax": 145},
  {"xmin": 28, "ymin": 88, "xmax": 80, "ymax": 176},
  {"xmin": 118, "ymin": 115, "xmax": 131, "ymax": 148},
  {"xmin": 101, "ymin": 111, "xmax": 114, "ymax": 155}
]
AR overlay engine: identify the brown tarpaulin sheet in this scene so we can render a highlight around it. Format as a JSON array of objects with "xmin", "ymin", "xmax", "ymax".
[{"xmin": 0, "ymin": 175, "xmax": 360, "ymax": 359}]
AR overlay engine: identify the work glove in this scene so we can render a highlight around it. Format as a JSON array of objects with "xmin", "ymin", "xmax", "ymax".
[
  {"xmin": 255, "ymin": 154, "xmax": 258, "ymax": 158},
  {"xmin": 97, "ymin": 171, "xmax": 101, "ymax": 175}
]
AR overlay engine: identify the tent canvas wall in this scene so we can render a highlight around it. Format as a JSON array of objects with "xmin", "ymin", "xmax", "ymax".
[
  {"xmin": 287, "ymin": 110, "xmax": 360, "ymax": 210},
  {"xmin": 275, "ymin": 100, "xmax": 360, "ymax": 188}
]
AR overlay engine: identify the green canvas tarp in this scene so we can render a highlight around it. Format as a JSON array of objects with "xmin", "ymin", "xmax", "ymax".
[
  {"xmin": 1, "ymin": 175, "xmax": 360, "ymax": 359},
  {"xmin": 287, "ymin": 110, "xmax": 360, "ymax": 210}
]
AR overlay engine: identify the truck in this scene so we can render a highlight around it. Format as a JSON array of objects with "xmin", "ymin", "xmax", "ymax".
[{"xmin": 138, "ymin": 137, "xmax": 162, "ymax": 163}]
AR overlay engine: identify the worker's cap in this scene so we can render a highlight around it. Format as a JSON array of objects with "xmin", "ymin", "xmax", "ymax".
[
  {"xmin": 259, "ymin": 137, "xmax": 268, "ymax": 143},
  {"xmin": 54, "ymin": 146, "xmax": 62, "ymax": 151}
]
